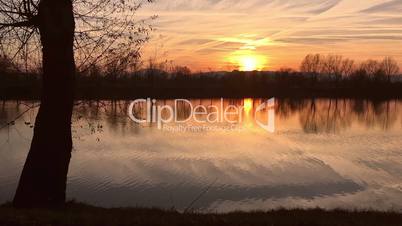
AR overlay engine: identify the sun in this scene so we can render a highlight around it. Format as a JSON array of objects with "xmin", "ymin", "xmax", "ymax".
[
  {"xmin": 243, "ymin": 98, "xmax": 253, "ymax": 114},
  {"xmin": 240, "ymin": 56, "xmax": 258, "ymax": 71},
  {"xmin": 226, "ymin": 51, "xmax": 267, "ymax": 71}
]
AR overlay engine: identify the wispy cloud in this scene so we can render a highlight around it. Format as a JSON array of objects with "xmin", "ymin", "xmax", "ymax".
[
  {"xmin": 215, "ymin": 36, "xmax": 275, "ymax": 50},
  {"xmin": 362, "ymin": 0, "xmax": 402, "ymax": 14}
]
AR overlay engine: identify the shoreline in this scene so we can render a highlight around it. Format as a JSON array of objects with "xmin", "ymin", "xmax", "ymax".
[
  {"xmin": 2, "ymin": 87, "xmax": 402, "ymax": 101},
  {"xmin": 1, "ymin": 202, "xmax": 402, "ymax": 226}
]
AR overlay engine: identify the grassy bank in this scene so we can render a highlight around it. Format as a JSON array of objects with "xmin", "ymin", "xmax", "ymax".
[{"xmin": 1, "ymin": 202, "xmax": 402, "ymax": 226}]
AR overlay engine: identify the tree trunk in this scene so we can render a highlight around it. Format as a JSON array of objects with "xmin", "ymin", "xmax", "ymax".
[{"xmin": 13, "ymin": 0, "xmax": 75, "ymax": 208}]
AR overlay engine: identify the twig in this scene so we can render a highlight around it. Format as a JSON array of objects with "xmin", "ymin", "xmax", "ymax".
[
  {"xmin": 0, "ymin": 103, "xmax": 40, "ymax": 130},
  {"xmin": 184, "ymin": 178, "xmax": 217, "ymax": 213}
]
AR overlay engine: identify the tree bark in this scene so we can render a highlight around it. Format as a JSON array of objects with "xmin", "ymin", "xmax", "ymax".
[{"xmin": 13, "ymin": 0, "xmax": 75, "ymax": 208}]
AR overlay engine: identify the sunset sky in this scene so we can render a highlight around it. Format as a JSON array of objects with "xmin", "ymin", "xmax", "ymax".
[{"xmin": 141, "ymin": 0, "xmax": 402, "ymax": 71}]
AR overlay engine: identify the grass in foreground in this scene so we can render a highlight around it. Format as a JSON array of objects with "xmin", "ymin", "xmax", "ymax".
[{"xmin": 1, "ymin": 202, "xmax": 402, "ymax": 226}]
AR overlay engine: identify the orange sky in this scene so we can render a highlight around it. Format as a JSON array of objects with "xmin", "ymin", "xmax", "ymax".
[{"xmin": 139, "ymin": 0, "xmax": 402, "ymax": 71}]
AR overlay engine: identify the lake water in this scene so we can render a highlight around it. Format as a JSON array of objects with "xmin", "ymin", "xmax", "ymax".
[{"xmin": 1, "ymin": 99, "xmax": 402, "ymax": 212}]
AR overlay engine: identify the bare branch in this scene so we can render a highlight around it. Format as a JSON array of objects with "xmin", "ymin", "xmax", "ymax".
[
  {"xmin": 0, "ymin": 0, "xmax": 155, "ymax": 71},
  {"xmin": 0, "ymin": 19, "xmax": 34, "ymax": 28}
]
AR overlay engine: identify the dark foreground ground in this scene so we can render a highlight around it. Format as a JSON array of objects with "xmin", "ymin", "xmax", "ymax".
[{"xmin": 1, "ymin": 202, "xmax": 402, "ymax": 226}]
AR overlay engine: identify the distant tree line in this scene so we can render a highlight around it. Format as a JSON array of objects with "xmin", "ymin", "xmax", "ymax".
[
  {"xmin": 1, "ymin": 54, "xmax": 401, "ymax": 99},
  {"xmin": 300, "ymin": 54, "xmax": 400, "ymax": 83}
]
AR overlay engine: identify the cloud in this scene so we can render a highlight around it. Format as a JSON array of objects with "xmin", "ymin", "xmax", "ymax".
[
  {"xmin": 177, "ymin": 39, "xmax": 213, "ymax": 45},
  {"xmin": 362, "ymin": 0, "xmax": 402, "ymax": 13},
  {"xmin": 148, "ymin": 0, "xmax": 344, "ymax": 13},
  {"xmin": 215, "ymin": 36, "xmax": 274, "ymax": 49},
  {"xmin": 140, "ymin": 0, "xmax": 402, "ymax": 71}
]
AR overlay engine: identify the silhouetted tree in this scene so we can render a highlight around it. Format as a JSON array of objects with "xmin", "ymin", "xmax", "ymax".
[
  {"xmin": 360, "ymin": 59, "xmax": 381, "ymax": 80},
  {"xmin": 172, "ymin": 65, "xmax": 191, "ymax": 78},
  {"xmin": 381, "ymin": 57, "xmax": 399, "ymax": 83},
  {"xmin": 301, "ymin": 54, "xmax": 355, "ymax": 83},
  {"xmin": 300, "ymin": 54, "xmax": 321, "ymax": 82},
  {"xmin": 0, "ymin": 0, "xmax": 153, "ymax": 208},
  {"xmin": 340, "ymin": 58, "xmax": 355, "ymax": 79},
  {"xmin": 321, "ymin": 54, "xmax": 343, "ymax": 80}
]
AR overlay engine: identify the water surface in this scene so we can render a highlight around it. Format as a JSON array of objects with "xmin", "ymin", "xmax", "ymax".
[{"xmin": 1, "ymin": 99, "xmax": 402, "ymax": 212}]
